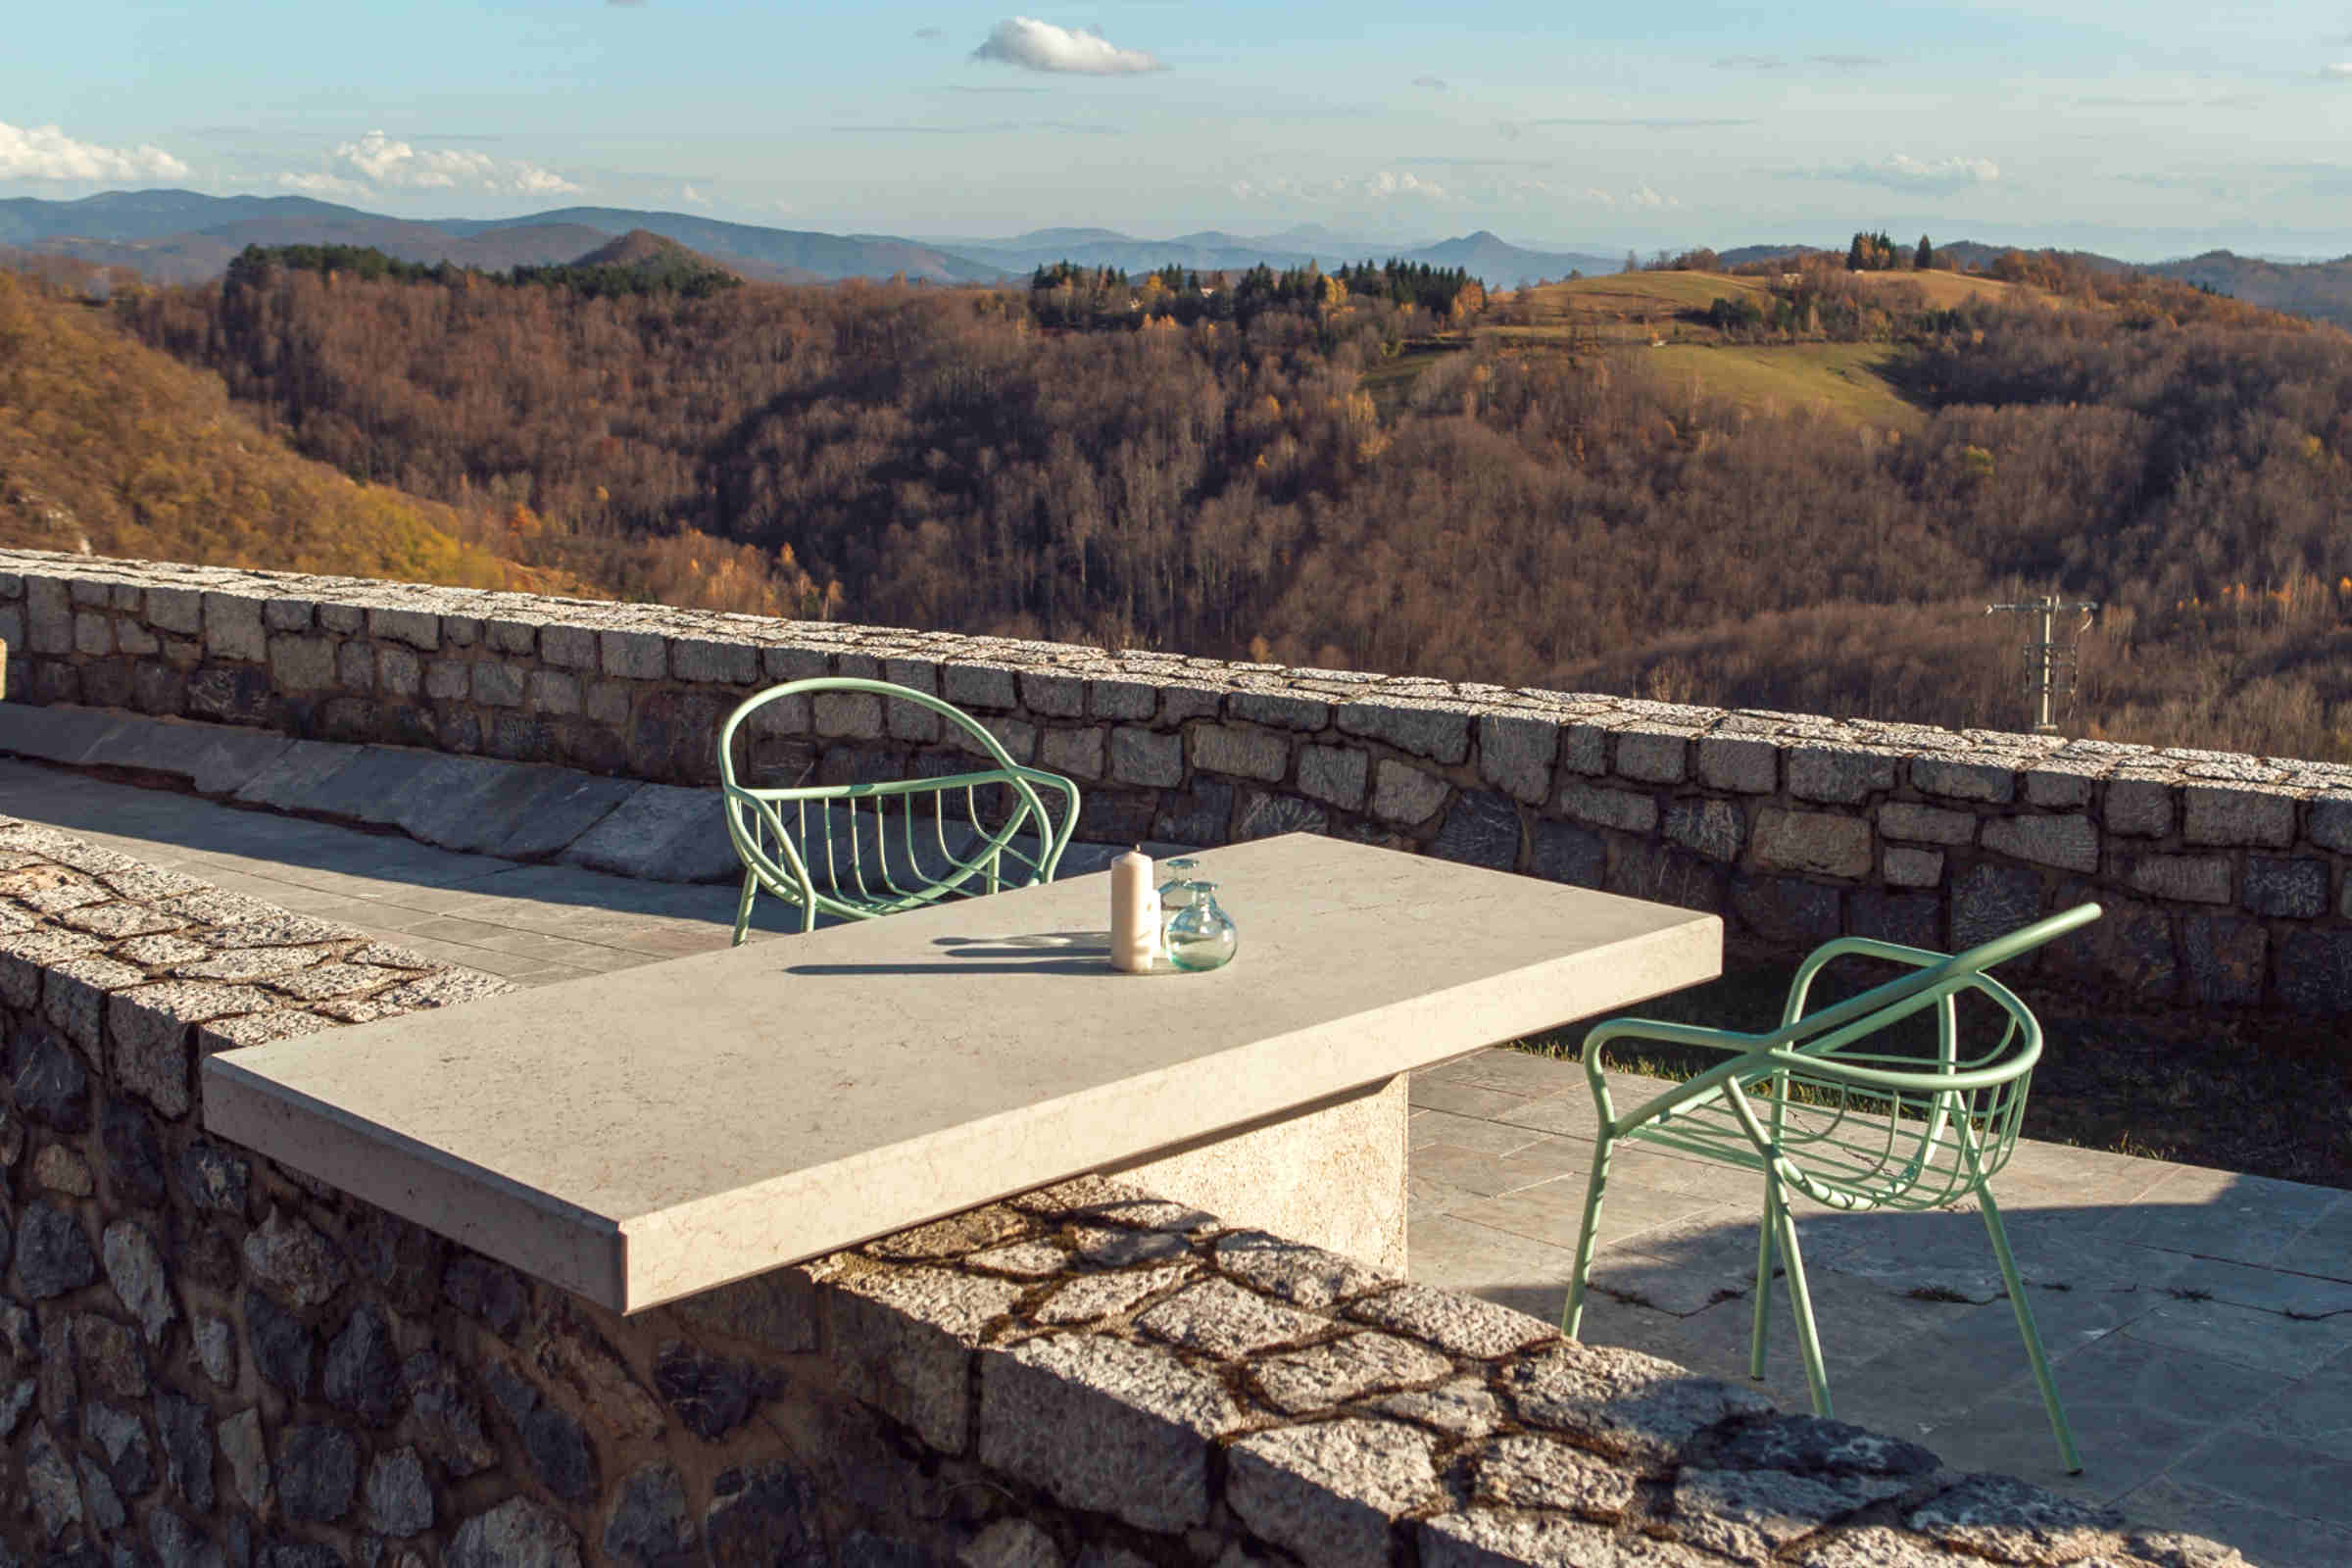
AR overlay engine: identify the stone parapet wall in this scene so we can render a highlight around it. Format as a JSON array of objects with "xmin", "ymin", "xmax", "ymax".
[
  {"xmin": 7, "ymin": 549, "xmax": 2351, "ymax": 1013},
  {"xmin": 0, "ymin": 813, "xmax": 2235, "ymax": 1566}
]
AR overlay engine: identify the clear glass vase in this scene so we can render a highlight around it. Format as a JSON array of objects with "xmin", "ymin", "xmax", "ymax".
[{"xmin": 1164, "ymin": 879, "xmax": 1239, "ymax": 972}]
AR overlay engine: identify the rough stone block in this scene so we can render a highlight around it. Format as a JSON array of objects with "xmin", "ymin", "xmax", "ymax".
[
  {"xmin": 1613, "ymin": 727, "xmax": 1690, "ymax": 784},
  {"xmin": 26, "ymin": 577, "xmax": 73, "ymax": 652},
  {"xmin": 201, "ymin": 593, "xmax": 267, "ymax": 662},
  {"xmin": 2278, "ymin": 930, "xmax": 2352, "ymax": 1013},
  {"xmin": 1502, "ymin": 1342, "xmax": 1774, "ymax": 1470},
  {"xmin": 1749, "ymin": 808, "xmax": 1872, "ymax": 879},
  {"xmin": 2243, "ymin": 857, "xmax": 2328, "ymax": 918},
  {"xmin": 1371, "ymin": 760, "xmax": 1448, "ymax": 825},
  {"xmin": 1229, "ymin": 689, "xmax": 1328, "ymax": 731},
  {"xmin": 1850, "ymin": 889, "xmax": 1939, "ymax": 949},
  {"xmin": 943, "ymin": 662, "xmax": 1018, "ymax": 710},
  {"xmin": 1015, "ymin": 671, "xmax": 1085, "ymax": 718},
  {"xmin": 1730, "ymin": 875, "xmax": 1842, "ymax": 948},
  {"xmin": 2183, "ymin": 784, "xmax": 2296, "ymax": 847},
  {"xmin": 601, "ymin": 628, "xmax": 667, "ymax": 680},
  {"xmin": 2125, "ymin": 853, "xmax": 2230, "ymax": 906},
  {"xmin": 528, "ymin": 669, "xmax": 581, "ymax": 715},
  {"xmin": 542, "ymin": 624, "xmax": 599, "ymax": 669},
  {"xmin": 1433, "ymin": 791, "xmax": 1518, "ymax": 869},
  {"xmin": 1788, "ymin": 746, "xmax": 1897, "ymax": 805},
  {"xmin": 1878, "ymin": 803, "xmax": 1975, "ymax": 846},
  {"xmin": 1297, "ymin": 745, "xmax": 1368, "ymax": 810},
  {"xmin": 1531, "ymin": 821, "xmax": 1605, "ymax": 887},
  {"xmin": 1336, "ymin": 699, "xmax": 1471, "ymax": 763},
  {"xmin": 263, "ymin": 598, "xmax": 313, "ymax": 632},
  {"xmin": 2184, "ymin": 913, "xmax": 2267, "ymax": 1006},
  {"xmin": 827, "ymin": 1267, "xmax": 1022, "ymax": 1453},
  {"xmin": 115, "ymin": 618, "xmax": 157, "ymax": 656},
  {"xmin": 484, "ymin": 617, "xmax": 538, "ymax": 655},
  {"xmin": 366, "ymin": 607, "xmax": 441, "ymax": 653},
  {"xmin": 1191, "ymin": 723, "xmax": 1288, "ymax": 782},
  {"xmin": 73, "ymin": 611, "xmax": 112, "ymax": 657},
  {"xmin": 977, "ymin": 1334, "xmax": 1242, "ymax": 1533},
  {"xmin": 1040, "ymin": 726, "xmax": 1104, "ymax": 781},
  {"xmin": 1347, "ymin": 1283, "xmax": 1555, "ymax": 1360},
  {"xmin": 1109, "ymin": 726, "xmax": 1183, "ymax": 788},
  {"xmin": 1556, "ymin": 779, "xmax": 1657, "ymax": 836},
  {"xmin": 1089, "ymin": 677, "xmax": 1158, "ymax": 721},
  {"xmin": 1478, "ymin": 713, "xmax": 1557, "ymax": 805},
  {"xmin": 318, "ymin": 603, "xmax": 365, "ymax": 634},
  {"xmin": 267, "ymin": 635, "xmax": 337, "ymax": 694},
  {"xmin": 1559, "ymin": 722, "xmax": 1611, "ymax": 777},
  {"xmin": 1664, "ymin": 799, "xmax": 1743, "ymax": 862},
  {"xmin": 1225, "ymin": 1418, "xmax": 1440, "ymax": 1568},
  {"xmin": 2310, "ymin": 794, "xmax": 2352, "ymax": 854},
  {"xmin": 1950, "ymin": 862, "xmax": 2045, "ymax": 953},
  {"xmin": 1912, "ymin": 756, "xmax": 2017, "ymax": 804},
  {"xmin": 1882, "ymin": 846, "xmax": 1943, "ymax": 889},
  {"xmin": 2104, "ymin": 776, "xmax": 2176, "ymax": 838},
  {"xmin": 144, "ymin": 585, "xmax": 203, "ymax": 636},
  {"xmin": 2024, "ymin": 765, "xmax": 2097, "ymax": 808},
  {"xmin": 2047, "ymin": 886, "xmax": 2174, "ymax": 997},
  {"xmin": 671, "ymin": 636, "xmax": 760, "ymax": 685},
  {"xmin": 1981, "ymin": 812, "xmax": 2098, "ymax": 872},
  {"xmin": 812, "ymin": 691, "xmax": 885, "ymax": 741},
  {"xmin": 471, "ymin": 662, "xmax": 525, "ymax": 710},
  {"xmin": 1696, "ymin": 735, "xmax": 1777, "ymax": 794}
]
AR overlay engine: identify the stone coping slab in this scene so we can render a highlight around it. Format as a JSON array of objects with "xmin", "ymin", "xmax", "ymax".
[{"xmin": 202, "ymin": 832, "xmax": 1721, "ymax": 1312}]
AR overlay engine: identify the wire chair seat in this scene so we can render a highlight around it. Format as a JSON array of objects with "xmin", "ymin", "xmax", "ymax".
[
  {"xmin": 716, "ymin": 678, "xmax": 1081, "ymax": 942},
  {"xmin": 1562, "ymin": 904, "xmax": 2101, "ymax": 1474}
]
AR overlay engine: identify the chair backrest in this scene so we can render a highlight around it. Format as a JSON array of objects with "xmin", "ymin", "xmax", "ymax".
[
  {"xmin": 1751, "ymin": 904, "xmax": 2101, "ymax": 1210},
  {"xmin": 716, "ymin": 678, "xmax": 1078, "ymax": 918}
]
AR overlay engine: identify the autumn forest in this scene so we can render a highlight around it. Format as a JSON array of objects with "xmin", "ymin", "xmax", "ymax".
[{"xmin": 8, "ymin": 240, "xmax": 2352, "ymax": 760}]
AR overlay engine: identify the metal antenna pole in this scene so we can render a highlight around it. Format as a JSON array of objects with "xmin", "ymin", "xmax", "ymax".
[{"xmin": 1986, "ymin": 595, "xmax": 2098, "ymax": 735}]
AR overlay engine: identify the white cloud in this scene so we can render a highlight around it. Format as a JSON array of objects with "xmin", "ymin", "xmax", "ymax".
[
  {"xmin": 1413, "ymin": 74, "xmax": 1447, "ymax": 90},
  {"xmin": 972, "ymin": 18, "xmax": 1163, "ymax": 75},
  {"xmin": 310, "ymin": 129, "xmax": 582, "ymax": 197},
  {"xmin": 1231, "ymin": 170, "xmax": 1448, "ymax": 205},
  {"xmin": 274, "ymin": 171, "xmax": 369, "ymax": 197},
  {"xmin": 1832, "ymin": 152, "xmax": 2001, "ymax": 191},
  {"xmin": 1627, "ymin": 185, "xmax": 1679, "ymax": 209},
  {"xmin": 681, "ymin": 184, "xmax": 712, "ymax": 207},
  {"xmin": 2324, "ymin": 63, "xmax": 2352, "ymax": 78},
  {"xmin": 0, "ymin": 121, "xmax": 188, "ymax": 182}
]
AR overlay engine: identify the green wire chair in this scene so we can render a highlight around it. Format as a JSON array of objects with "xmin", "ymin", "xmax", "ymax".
[
  {"xmin": 716, "ymin": 677, "xmax": 1080, "ymax": 944},
  {"xmin": 1561, "ymin": 903, "xmax": 2102, "ymax": 1474}
]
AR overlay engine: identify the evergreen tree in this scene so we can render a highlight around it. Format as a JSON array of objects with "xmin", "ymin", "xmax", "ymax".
[{"xmin": 1915, "ymin": 235, "xmax": 1936, "ymax": 270}]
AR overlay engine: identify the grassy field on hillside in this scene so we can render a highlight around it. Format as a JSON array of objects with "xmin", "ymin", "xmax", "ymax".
[{"xmin": 1642, "ymin": 341, "xmax": 1921, "ymax": 430}]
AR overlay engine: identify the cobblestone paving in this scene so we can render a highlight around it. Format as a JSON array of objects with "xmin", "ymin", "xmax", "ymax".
[
  {"xmin": 0, "ymin": 758, "xmax": 2330, "ymax": 1563},
  {"xmin": 1408, "ymin": 1051, "xmax": 2352, "ymax": 1567}
]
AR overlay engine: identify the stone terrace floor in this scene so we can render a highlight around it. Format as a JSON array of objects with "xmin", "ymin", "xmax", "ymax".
[{"xmin": 10, "ymin": 757, "xmax": 2351, "ymax": 1566}]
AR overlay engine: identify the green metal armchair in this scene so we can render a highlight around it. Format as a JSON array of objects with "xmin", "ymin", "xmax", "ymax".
[
  {"xmin": 716, "ymin": 677, "xmax": 1080, "ymax": 944},
  {"xmin": 1562, "ymin": 903, "xmax": 2102, "ymax": 1473}
]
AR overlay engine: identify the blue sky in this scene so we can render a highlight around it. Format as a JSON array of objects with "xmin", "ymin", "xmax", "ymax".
[{"xmin": 6, "ymin": 1, "xmax": 2351, "ymax": 259}]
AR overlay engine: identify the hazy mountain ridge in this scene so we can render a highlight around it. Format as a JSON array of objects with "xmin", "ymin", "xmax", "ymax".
[{"xmin": 7, "ymin": 192, "xmax": 2352, "ymax": 324}]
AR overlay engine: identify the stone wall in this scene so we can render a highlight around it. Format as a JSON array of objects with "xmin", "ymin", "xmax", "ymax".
[
  {"xmin": 0, "ymin": 813, "xmax": 2236, "ymax": 1566},
  {"xmin": 6, "ymin": 548, "xmax": 2350, "ymax": 1013}
]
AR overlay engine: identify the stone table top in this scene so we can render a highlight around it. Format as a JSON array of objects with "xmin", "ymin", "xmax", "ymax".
[{"xmin": 202, "ymin": 832, "xmax": 1720, "ymax": 1312}]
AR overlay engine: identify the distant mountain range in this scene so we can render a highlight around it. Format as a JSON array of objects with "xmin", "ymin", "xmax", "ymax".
[
  {"xmin": 0, "ymin": 190, "xmax": 1619, "ymax": 290},
  {"xmin": 4, "ymin": 191, "xmax": 2350, "ymax": 327}
]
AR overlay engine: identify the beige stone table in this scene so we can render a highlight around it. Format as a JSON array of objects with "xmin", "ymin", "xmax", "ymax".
[{"xmin": 204, "ymin": 833, "xmax": 1719, "ymax": 1312}]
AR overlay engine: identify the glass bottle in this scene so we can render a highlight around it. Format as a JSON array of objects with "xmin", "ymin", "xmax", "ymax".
[
  {"xmin": 1165, "ymin": 878, "xmax": 1239, "ymax": 972},
  {"xmin": 1156, "ymin": 858, "xmax": 1201, "ymax": 930}
]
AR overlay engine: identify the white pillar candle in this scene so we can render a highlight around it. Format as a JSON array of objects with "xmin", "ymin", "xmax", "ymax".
[{"xmin": 1110, "ymin": 847, "xmax": 1153, "ymax": 973}]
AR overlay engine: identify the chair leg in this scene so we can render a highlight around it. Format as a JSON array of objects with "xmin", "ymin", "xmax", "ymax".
[
  {"xmin": 1749, "ymin": 1173, "xmax": 1780, "ymax": 1381},
  {"xmin": 1980, "ymin": 1188, "xmax": 2083, "ymax": 1475},
  {"xmin": 1561, "ymin": 1133, "xmax": 1614, "ymax": 1340},
  {"xmin": 1774, "ymin": 1181, "xmax": 1834, "ymax": 1418},
  {"xmin": 730, "ymin": 872, "xmax": 758, "ymax": 948}
]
